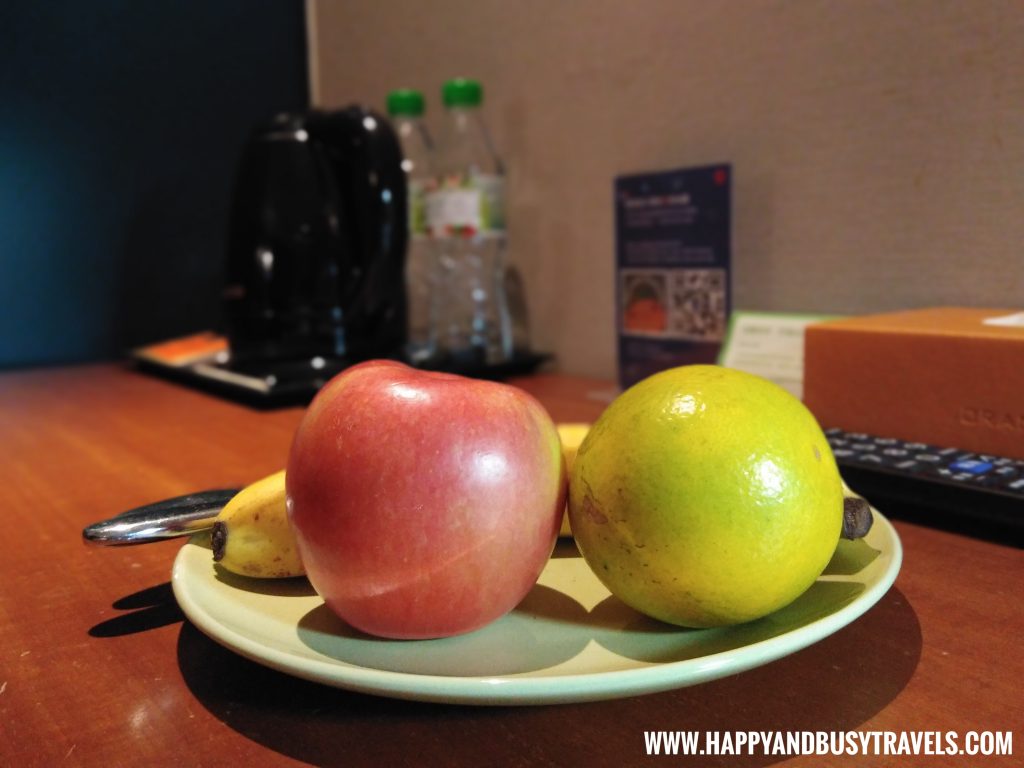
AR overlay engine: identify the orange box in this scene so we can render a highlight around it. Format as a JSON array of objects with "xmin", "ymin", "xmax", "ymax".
[{"xmin": 803, "ymin": 308, "xmax": 1024, "ymax": 460}]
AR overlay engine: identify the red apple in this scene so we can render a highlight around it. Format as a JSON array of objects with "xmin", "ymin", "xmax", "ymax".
[{"xmin": 285, "ymin": 360, "xmax": 566, "ymax": 639}]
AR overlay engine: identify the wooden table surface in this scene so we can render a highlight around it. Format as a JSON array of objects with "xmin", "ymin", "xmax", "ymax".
[{"xmin": 0, "ymin": 364, "xmax": 1020, "ymax": 767}]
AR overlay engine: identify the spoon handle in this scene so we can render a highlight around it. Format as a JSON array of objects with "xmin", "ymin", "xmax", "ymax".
[{"xmin": 82, "ymin": 489, "xmax": 240, "ymax": 546}]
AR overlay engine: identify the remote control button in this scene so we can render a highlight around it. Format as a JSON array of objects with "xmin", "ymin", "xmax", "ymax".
[
  {"xmin": 875, "ymin": 437, "xmax": 899, "ymax": 446},
  {"xmin": 856, "ymin": 453, "xmax": 883, "ymax": 464},
  {"xmin": 828, "ymin": 438, "xmax": 849, "ymax": 447},
  {"xmin": 895, "ymin": 460, "xmax": 921, "ymax": 470},
  {"xmin": 915, "ymin": 453, "xmax": 943, "ymax": 462},
  {"xmin": 848, "ymin": 433, "xmax": 869, "ymax": 441},
  {"xmin": 1007, "ymin": 478, "xmax": 1024, "ymax": 492},
  {"xmin": 882, "ymin": 448, "xmax": 909, "ymax": 457},
  {"xmin": 832, "ymin": 448, "xmax": 855, "ymax": 458},
  {"xmin": 949, "ymin": 459, "xmax": 994, "ymax": 475},
  {"xmin": 851, "ymin": 442, "xmax": 876, "ymax": 451},
  {"xmin": 937, "ymin": 447, "xmax": 959, "ymax": 456},
  {"xmin": 905, "ymin": 442, "xmax": 929, "ymax": 451}
]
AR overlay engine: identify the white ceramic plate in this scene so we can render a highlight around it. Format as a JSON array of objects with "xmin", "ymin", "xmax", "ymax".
[{"xmin": 171, "ymin": 509, "xmax": 901, "ymax": 705}]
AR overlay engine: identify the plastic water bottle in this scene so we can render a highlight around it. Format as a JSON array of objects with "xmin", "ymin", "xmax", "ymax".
[
  {"xmin": 386, "ymin": 88, "xmax": 438, "ymax": 364},
  {"xmin": 427, "ymin": 78, "xmax": 513, "ymax": 366}
]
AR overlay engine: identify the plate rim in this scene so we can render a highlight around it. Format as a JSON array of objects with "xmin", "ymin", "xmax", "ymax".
[{"xmin": 171, "ymin": 510, "xmax": 903, "ymax": 706}]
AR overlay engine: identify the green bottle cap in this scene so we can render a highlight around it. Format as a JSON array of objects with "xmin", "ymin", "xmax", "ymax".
[
  {"xmin": 386, "ymin": 89, "xmax": 425, "ymax": 117},
  {"xmin": 441, "ymin": 78, "xmax": 483, "ymax": 108}
]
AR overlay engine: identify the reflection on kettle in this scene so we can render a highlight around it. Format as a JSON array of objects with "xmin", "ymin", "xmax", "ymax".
[{"xmin": 223, "ymin": 106, "xmax": 408, "ymax": 374}]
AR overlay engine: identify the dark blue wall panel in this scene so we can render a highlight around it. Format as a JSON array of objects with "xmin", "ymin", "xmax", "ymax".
[{"xmin": 0, "ymin": 2, "xmax": 308, "ymax": 368}]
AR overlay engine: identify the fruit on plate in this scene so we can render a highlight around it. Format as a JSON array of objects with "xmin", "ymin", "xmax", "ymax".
[
  {"xmin": 205, "ymin": 421, "xmax": 588, "ymax": 578},
  {"xmin": 841, "ymin": 493, "xmax": 874, "ymax": 539},
  {"xmin": 556, "ymin": 422, "xmax": 591, "ymax": 537},
  {"xmin": 211, "ymin": 470, "xmax": 304, "ymax": 578},
  {"xmin": 203, "ymin": 446, "xmax": 866, "ymax": 582},
  {"xmin": 286, "ymin": 360, "xmax": 566, "ymax": 639},
  {"xmin": 568, "ymin": 365, "xmax": 844, "ymax": 628}
]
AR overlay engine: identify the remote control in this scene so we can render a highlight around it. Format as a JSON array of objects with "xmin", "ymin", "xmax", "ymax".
[{"xmin": 824, "ymin": 428, "xmax": 1024, "ymax": 543}]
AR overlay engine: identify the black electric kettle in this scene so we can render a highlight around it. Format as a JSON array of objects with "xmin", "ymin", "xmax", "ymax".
[{"xmin": 222, "ymin": 106, "xmax": 407, "ymax": 375}]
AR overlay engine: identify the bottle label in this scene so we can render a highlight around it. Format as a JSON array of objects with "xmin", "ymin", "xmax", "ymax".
[
  {"xmin": 408, "ymin": 178, "xmax": 432, "ymax": 238},
  {"xmin": 427, "ymin": 173, "xmax": 505, "ymax": 238}
]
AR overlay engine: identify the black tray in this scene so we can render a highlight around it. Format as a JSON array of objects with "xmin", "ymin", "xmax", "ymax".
[{"xmin": 133, "ymin": 351, "xmax": 552, "ymax": 409}]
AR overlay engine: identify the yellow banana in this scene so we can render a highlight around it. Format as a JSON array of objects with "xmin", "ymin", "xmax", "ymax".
[
  {"xmin": 556, "ymin": 423, "xmax": 592, "ymax": 537},
  {"xmin": 210, "ymin": 469, "xmax": 304, "ymax": 578}
]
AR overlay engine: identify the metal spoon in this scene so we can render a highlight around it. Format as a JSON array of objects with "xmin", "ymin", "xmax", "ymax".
[
  {"xmin": 82, "ymin": 489, "xmax": 240, "ymax": 546},
  {"xmin": 84, "ymin": 487, "xmax": 874, "ymax": 546}
]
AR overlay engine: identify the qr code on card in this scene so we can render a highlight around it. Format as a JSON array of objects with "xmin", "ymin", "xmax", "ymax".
[
  {"xmin": 621, "ymin": 268, "xmax": 727, "ymax": 341},
  {"xmin": 670, "ymin": 268, "xmax": 727, "ymax": 340}
]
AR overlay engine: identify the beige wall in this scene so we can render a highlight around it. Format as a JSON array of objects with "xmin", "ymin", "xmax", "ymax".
[{"xmin": 309, "ymin": 0, "xmax": 1024, "ymax": 379}]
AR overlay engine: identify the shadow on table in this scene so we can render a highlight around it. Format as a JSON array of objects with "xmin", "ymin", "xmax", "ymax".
[
  {"xmin": 89, "ymin": 582, "xmax": 184, "ymax": 637},
  {"xmin": 176, "ymin": 585, "xmax": 922, "ymax": 768}
]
